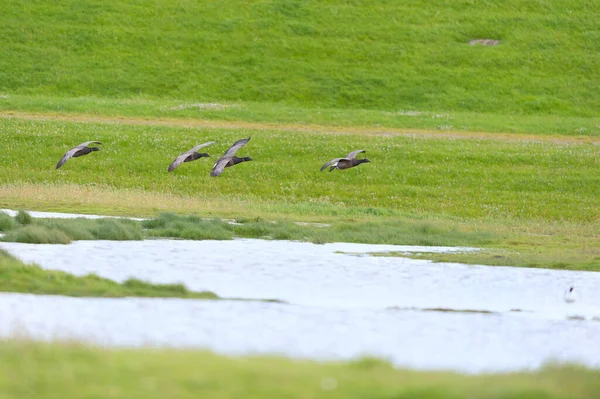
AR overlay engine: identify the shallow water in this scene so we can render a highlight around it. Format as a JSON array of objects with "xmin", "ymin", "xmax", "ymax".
[
  {"xmin": 0, "ymin": 239, "xmax": 596, "ymax": 317},
  {"xmin": 1, "ymin": 224, "xmax": 599, "ymax": 372},
  {"xmin": 2, "ymin": 293, "xmax": 599, "ymax": 373}
]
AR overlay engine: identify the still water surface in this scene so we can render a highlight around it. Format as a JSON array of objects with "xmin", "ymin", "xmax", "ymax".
[{"xmin": 1, "ymin": 220, "xmax": 599, "ymax": 372}]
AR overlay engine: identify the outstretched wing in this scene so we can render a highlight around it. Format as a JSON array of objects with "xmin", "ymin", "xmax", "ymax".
[
  {"xmin": 346, "ymin": 149, "xmax": 365, "ymax": 159},
  {"xmin": 320, "ymin": 158, "xmax": 342, "ymax": 172},
  {"xmin": 168, "ymin": 153, "xmax": 192, "ymax": 172},
  {"xmin": 210, "ymin": 157, "xmax": 231, "ymax": 177},
  {"xmin": 221, "ymin": 137, "xmax": 250, "ymax": 159},
  {"xmin": 168, "ymin": 142, "xmax": 216, "ymax": 172},
  {"xmin": 189, "ymin": 141, "xmax": 216, "ymax": 153},
  {"xmin": 79, "ymin": 141, "xmax": 102, "ymax": 147},
  {"xmin": 55, "ymin": 146, "xmax": 82, "ymax": 169}
]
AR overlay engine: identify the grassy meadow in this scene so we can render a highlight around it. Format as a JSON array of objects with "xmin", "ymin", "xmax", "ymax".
[
  {"xmin": 0, "ymin": 0, "xmax": 598, "ymax": 271},
  {"xmin": 0, "ymin": 115, "xmax": 598, "ymax": 269},
  {"xmin": 1, "ymin": 118, "xmax": 597, "ymax": 222},
  {"xmin": 0, "ymin": 340, "xmax": 599, "ymax": 399},
  {"xmin": 1, "ymin": 0, "xmax": 600, "ymax": 117},
  {"xmin": 1, "ymin": 0, "xmax": 600, "ymax": 394}
]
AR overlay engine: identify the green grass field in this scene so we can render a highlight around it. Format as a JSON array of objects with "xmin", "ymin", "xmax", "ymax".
[
  {"xmin": 1, "ymin": 0, "xmax": 600, "ymax": 395},
  {"xmin": 0, "ymin": 340, "xmax": 599, "ymax": 399},
  {"xmin": 1, "ymin": 118, "xmax": 597, "ymax": 222},
  {"xmin": 0, "ymin": 115, "xmax": 598, "ymax": 269},
  {"xmin": 1, "ymin": 0, "xmax": 600, "ymax": 117}
]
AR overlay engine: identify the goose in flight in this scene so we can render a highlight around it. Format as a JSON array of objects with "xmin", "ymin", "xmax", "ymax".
[
  {"xmin": 168, "ymin": 141, "xmax": 216, "ymax": 172},
  {"xmin": 320, "ymin": 149, "xmax": 370, "ymax": 172},
  {"xmin": 55, "ymin": 141, "xmax": 102, "ymax": 169},
  {"xmin": 210, "ymin": 137, "xmax": 252, "ymax": 177}
]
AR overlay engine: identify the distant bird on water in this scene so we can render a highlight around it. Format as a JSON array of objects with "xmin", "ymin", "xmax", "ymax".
[
  {"xmin": 168, "ymin": 141, "xmax": 216, "ymax": 172},
  {"xmin": 55, "ymin": 141, "xmax": 102, "ymax": 169},
  {"xmin": 210, "ymin": 137, "xmax": 252, "ymax": 177},
  {"xmin": 320, "ymin": 149, "xmax": 370, "ymax": 172},
  {"xmin": 564, "ymin": 286, "xmax": 576, "ymax": 303}
]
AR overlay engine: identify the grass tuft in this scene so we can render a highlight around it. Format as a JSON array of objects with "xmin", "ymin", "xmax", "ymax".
[
  {"xmin": 2, "ymin": 225, "xmax": 72, "ymax": 244},
  {"xmin": 88, "ymin": 219, "xmax": 142, "ymax": 240},
  {"xmin": 15, "ymin": 210, "xmax": 32, "ymax": 225},
  {"xmin": 2, "ymin": 218, "xmax": 142, "ymax": 244},
  {"xmin": 0, "ymin": 212, "xmax": 15, "ymax": 232}
]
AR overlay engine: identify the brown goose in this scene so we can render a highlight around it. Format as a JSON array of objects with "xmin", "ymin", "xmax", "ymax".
[
  {"xmin": 168, "ymin": 141, "xmax": 216, "ymax": 172},
  {"xmin": 320, "ymin": 149, "xmax": 370, "ymax": 172},
  {"xmin": 55, "ymin": 141, "xmax": 102, "ymax": 169},
  {"xmin": 210, "ymin": 137, "xmax": 252, "ymax": 177}
]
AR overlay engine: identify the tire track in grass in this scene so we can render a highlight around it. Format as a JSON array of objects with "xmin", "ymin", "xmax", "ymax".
[{"xmin": 1, "ymin": 111, "xmax": 597, "ymax": 145}]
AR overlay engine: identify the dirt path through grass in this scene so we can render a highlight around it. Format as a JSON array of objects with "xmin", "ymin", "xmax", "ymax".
[{"xmin": 2, "ymin": 111, "xmax": 597, "ymax": 145}]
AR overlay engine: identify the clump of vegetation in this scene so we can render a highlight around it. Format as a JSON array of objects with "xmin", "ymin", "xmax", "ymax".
[
  {"xmin": 143, "ymin": 214, "xmax": 233, "ymax": 241},
  {"xmin": 87, "ymin": 219, "xmax": 142, "ymax": 240},
  {"xmin": 0, "ymin": 249, "xmax": 218, "ymax": 299},
  {"xmin": 2, "ymin": 217, "xmax": 142, "ymax": 244},
  {"xmin": 15, "ymin": 210, "xmax": 32, "ymax": 225},
  {"xmin": 0, "ymin": 212, "xmax": 15, "ymax": 232},
  {"xmin": 3, "ymin": 225, "xmax": 71, "ymax": 244},
  {"xmin": 141, "ymin": 213, "xmax": 494, "ymax": 247}
]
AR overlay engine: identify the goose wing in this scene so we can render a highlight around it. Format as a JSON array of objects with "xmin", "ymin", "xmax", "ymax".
[
  {"xmin": 168, "ymin": 152, "xmax": 192, "ymax": 172},
  {"xmin": 221, "ymin": 137, "xmax": 250, "ymax": 159},
  {"xmin": 210, "ymin": 157, "xmax": 231, "ymax": 177},
  {"xmin": 168, "ymin": 142, "xmax": 216, "ymax": 172},
  {"xmin": 189, "ymin": 141, "xmax": 216, "ymax": 153},
  {"xmin": 320, "ymin": 158, "xmax": 342, "ymax": 172},
  {"xmin": 346, "ymin": 149, "xmax": 365, "ymax": 159},
  {"xmin": 56, "ymin": 146, "xmax": 83, "ymax": 169}
]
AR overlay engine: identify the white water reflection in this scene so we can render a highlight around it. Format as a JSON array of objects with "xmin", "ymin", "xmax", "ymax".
[
  {"xmin": 2, "ymin": 293, "xmax": 599, "ymax": 373},
  {"xmin": 0, "ymin": 239, "xmax": 596, "ymax": 318}
]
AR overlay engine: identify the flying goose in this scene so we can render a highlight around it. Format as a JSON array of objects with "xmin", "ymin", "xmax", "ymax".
[
  {"xmin": 320, "ymin": 149, "xmax": 370, "ymax": 172},
  {"xmin": 55, "ymin": 141, "xmax": 102, "ymax": 169},
  {"xmin": 210, "ymin": 137, "xmax": 252, "ymax": 177},
  {"xmin": 168, "ymin": 141, "xmax": 216, "ymax": 172}
]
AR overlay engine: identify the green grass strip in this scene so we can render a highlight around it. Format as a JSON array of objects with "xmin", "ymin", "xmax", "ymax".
[
  {"xmin": 0, "ymin": 249, "xmax": 217, "ymax": 299},
  {"xmin": 2, "ymin": 211, "xmax": 599, "ymax": 271},
  {"xmin": 0, "ymin": 340, "xmax": 598, "ymax": 399}
]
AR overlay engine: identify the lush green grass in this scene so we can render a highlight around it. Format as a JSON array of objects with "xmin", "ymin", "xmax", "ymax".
[
  {"xmin": 1, "ymin": 96, "xmax": 600, "ymax": 138},
  {"xmin": 0, "ymin": 249, "xmax": 218, "ymax": 299},
  {"xmin": 0, "ymin": 115, "xmax": 597, "ymax": 269},
  {"xmin": 0, "ymin": 341, "xmax": 599, "ymax": 399},
  {"xmin": 1, "ymin": 118, "xmax": 597, "ymax": 223},
  {"xmin": 1, "ymin": 0, "xmax": 600, "ymax": 118}
]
